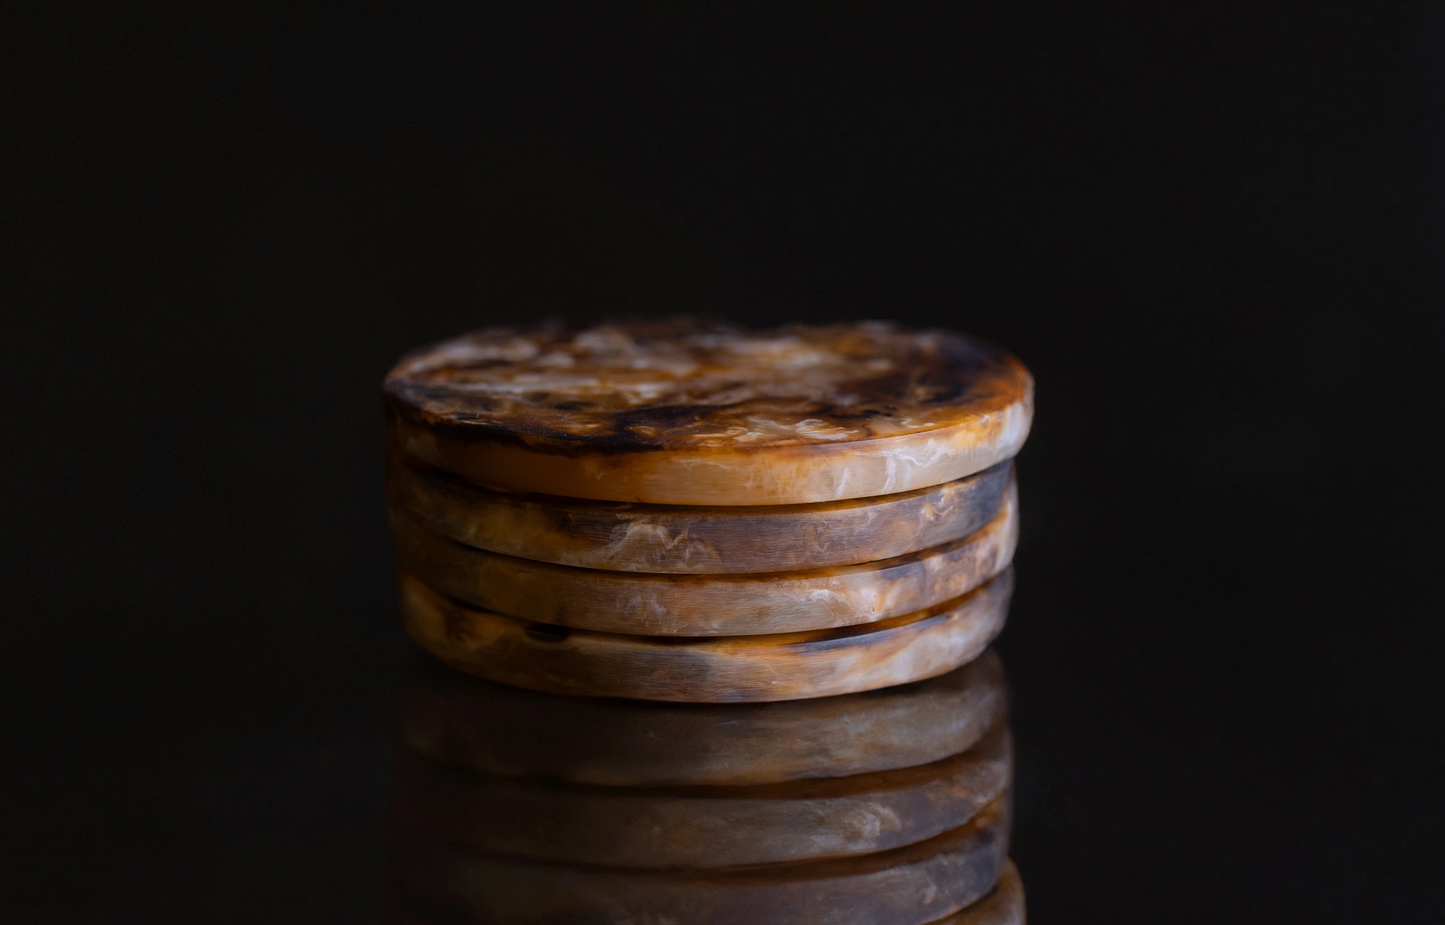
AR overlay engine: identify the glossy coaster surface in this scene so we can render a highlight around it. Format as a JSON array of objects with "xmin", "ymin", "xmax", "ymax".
[
  {"xmin": 389, "ymin": 456, "xmax": 1014, "ymax": 574},
  {"xmin": 400, "ymin": 569, "xmax": 1012, "ymax": 702},
  {"xmin": 383, "ymin": 320, "xmax": 1033, "ymax": 505},
  {"xmin": 393, "ymin": 484, "xmax": 1016, "ymax": 636},
  {"xmin": 393, "ymin": 793, "xmax": 1010, "ymax": 925},
  {"xmin": 399, "ymin": 649, "xmax": 1007, "ymax": 786},
  {"xmin": 392, "ymin": 721, "xmax": 1010, "ymax": 869}
]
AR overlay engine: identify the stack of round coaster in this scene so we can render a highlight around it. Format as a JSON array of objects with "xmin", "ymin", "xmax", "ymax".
[
  {"xmin": 383, "ymin": 319, "xmax": 1033, "ymax": 703},
  {"xmin": 382, "ymin": 320, "xmax": 1033, "ymax": 922}
]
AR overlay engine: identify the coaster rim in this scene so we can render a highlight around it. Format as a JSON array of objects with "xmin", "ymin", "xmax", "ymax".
[
  {"xmin": 389, "ymin": 454, "xmax": 1015, "ymax": 574},
  {"xmin": 398, "ymin": 567, "xmax": 1013, "ymax": 703},
  {"xmin": 392, "ymin": 482, "xmax": 1017, "ymax": 636}
]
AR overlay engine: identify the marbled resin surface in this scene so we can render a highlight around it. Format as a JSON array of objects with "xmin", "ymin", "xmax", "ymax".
[
  {"xmin": 388, "ymin": 455, "xmax": 1013, "ymax": 574},
  {"xmin": 398, "ymin": 569, "xmax": 1011, "ymax": 702},
  {"xmin": 399, "ymin": 649, "xmax": 1006, "ymax": 786},
  {"xmin": 392, "ymin": 483, "xmax": 1016, "ymax": 636},
  {"xmin": 383, "ymin": 320, "xmax": 1033, "ymax": 505},
  {"xmin": 391, "ymin": 721, "xmax": 1009, "ymax": 868},
  {"xmin": 392, "ymin": 794, "xmax": 1010, "ymax": 925}
]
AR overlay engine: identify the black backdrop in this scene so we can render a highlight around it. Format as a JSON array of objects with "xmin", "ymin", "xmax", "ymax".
[{"xmin": 6, "ymin": 4, "xmax": 1443, "ymax": 922}]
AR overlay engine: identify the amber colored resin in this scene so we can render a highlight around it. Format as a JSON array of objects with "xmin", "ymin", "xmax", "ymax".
[
  {"xmin": 388, "ymin": 454, "xmax": 1013, "ymax": 574},
  {"xmin": 399, "ymin": 649, "xmax": 1006, "ymax": 786},
  {"xmin": 398, "ymin": 568, "xmax": 1011, "ymax": 702},
  {"xmin": 383, "ymin": 320, "xmax": 1033, "ymax": 505},
  {"xmin": 393, "ymin": 483, "xmax": 1015, "ymax": 636},
  {"xmin": 392, "ymin": 793, "xmax": 1010, "ymax": 925}
]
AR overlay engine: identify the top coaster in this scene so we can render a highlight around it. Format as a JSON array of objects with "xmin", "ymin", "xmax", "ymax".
[{"xmin": 384, "ymin": 320, "xmax": 1033, "ymax": 505}]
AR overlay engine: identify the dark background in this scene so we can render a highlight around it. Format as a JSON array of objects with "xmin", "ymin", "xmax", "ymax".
[{"xmin": 6, "ymin": 3, "xmax": 1442, "ymax": 922}]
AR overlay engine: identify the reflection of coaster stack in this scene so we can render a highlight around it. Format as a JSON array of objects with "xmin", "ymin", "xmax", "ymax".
[
  {"xmin": 390, "ymin": 656, "xmax": 1024, "ymax": 924},
  {"xmin": 382, "ymin": 320, "xmax": 1033, "ymax": 923}
]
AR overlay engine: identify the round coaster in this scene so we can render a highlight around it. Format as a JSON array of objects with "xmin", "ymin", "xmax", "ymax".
[
  {"xmin": 399, "ymin": 568, "xmax": 1013, "ymax": 702},
  {"xmin": 932, "ymin": 861, "xmax": 1024, "ymax": 925},
  {"xmin": 392, "ymin": 721, "xmax": 1010, "ymax": 869},
  {"xmin": 387, "ymin": 455, "xmax": 1014, "ymax": 574},
  {"xmin": 383, "ymin": 320, "xmax": 1033, "ymax": 506},
  {"xmin": 392, "ymin": 793, "xmax": 1010, "ymax": 925},
  {"xmin": 392, "ymin": 484, "xmax": 1016, "ymax": 636},
  {"xmin": 399, "ymin": 648, "xmax": 1007, "ymax": 786}
]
